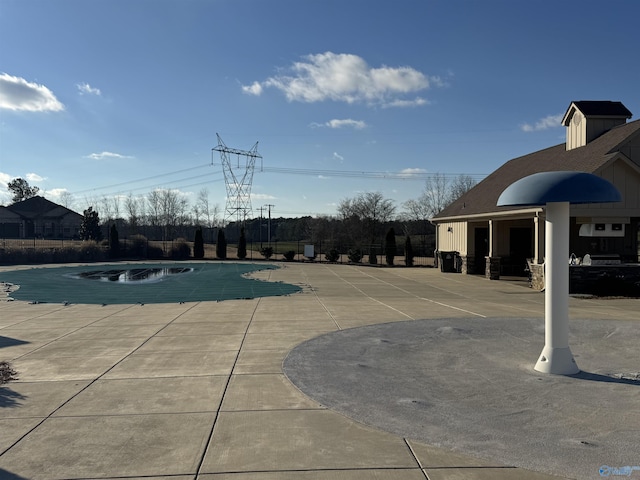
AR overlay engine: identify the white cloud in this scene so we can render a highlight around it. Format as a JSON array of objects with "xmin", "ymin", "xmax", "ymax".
[
  {"xmin": 521, "ymin": 113, "xmax": 563, "ymax": 132},
  {"xmin": 77, "ymin": 82, "xmax": 101, "ymax": 96},
  {"xmin": 46, "ymin": 188, "xmax": 76, "ymax": 207},
  {"xmin": 0, "ymin": 171, "xmax": 11, "ymax": 186},
  {"xmin": 251, "ymin": 193, "xmax": 277, "ymax": 201},
  {"xmin": 383, "ymin": 97, "xmax": 429, "ymax": 108},
  {"xmin": 242, "ymin": 52, "xmax": 443, "ymax": 106},
  {"xmin": 47, "ymin": 188, "xmax": 68, "ymax": 197},
  {"xmin": 25, "ymin": 172, "xmax": 45, "ymax": 182},
  {"xmin": 0, "ymin": 73, "xmax": 65, "ymax": 112},
  {"xmin": 85, "ymin": 151, "xmax": 134, "ymax": 160},
  {"xmin": 241, "ymin": 81, "xmax": 263, "ymax": 96},
  {"xmin": 398, "ymin": 168, "xmax": 427, "ymax": 178},
  {"xmin": 328, "ymin": 119, "xmax": 367, "ymax": 129}
]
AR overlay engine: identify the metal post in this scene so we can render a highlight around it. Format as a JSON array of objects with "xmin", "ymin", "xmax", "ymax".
[
  {"xmin": 265, "ymin": 204, "xmax": 274, "ymax": 246},
  {"xmin": 534, "ymin": 201, "xmax": 579, "ymax": 374},
  {"xmin": 257, "ymin": 206, "xmax": 265, "ymax": 248}
]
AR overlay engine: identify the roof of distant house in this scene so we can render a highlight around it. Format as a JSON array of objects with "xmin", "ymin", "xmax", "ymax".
[{"xmin": 6, "ymin": 196, "xmax": 82, "ymax": 219}]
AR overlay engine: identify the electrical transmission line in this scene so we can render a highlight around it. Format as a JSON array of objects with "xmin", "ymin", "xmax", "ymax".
[{"xmin": 212, "ymin": 134, "xmax": 262, "ymax": 226}]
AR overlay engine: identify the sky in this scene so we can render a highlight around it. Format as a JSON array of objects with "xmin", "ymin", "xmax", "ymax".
[{"xmin": 2, "ymin": 0, "xmax": 640, "ymax": 221}]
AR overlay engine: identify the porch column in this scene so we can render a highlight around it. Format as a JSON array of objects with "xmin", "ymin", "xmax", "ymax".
[
  {"xmin": 485, "ymin": 219, "xmax": 500, "ymax": 280},
  {"xmin": 534, "ymin": 212, "xmax": 545, "ymax": 264}
]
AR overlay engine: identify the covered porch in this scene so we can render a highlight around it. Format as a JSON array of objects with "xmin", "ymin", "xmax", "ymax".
[{"xmin": 435, "ymin": 209, "xmax": 640, "ymax": 291}]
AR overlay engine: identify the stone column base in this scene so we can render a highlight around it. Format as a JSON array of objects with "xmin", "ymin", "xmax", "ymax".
[
  {"xmin": 529, "ymin": 263, "xmax": 544, "ymax": 290},
  {"xmin": 461, "ymin": 255, "xmax": 474, "ymax": 275},
  {"xmin": 486, "ymin": 256, "xmax": 500, "ymax": 280}
]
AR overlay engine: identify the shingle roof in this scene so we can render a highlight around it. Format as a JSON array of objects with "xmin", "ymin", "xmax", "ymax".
[
  {"xmin": 7, "ymin": 196, "xmax": 81, "ymax": 220},
  {"xmin": 570, "ymin": 100, "xmax": 632, "ymax": 118},
  {"xmin": 562, "ymin": 101, "xmax": 633, "ymax": 126},
  {"xmin": 433, "ymin": 119, "xmax": 640, "ymax": 220}
]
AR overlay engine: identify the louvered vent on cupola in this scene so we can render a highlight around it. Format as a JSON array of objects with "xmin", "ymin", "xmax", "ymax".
[{"xmin": 561, "ymin": 101, "xmax": 632, "ymax": 151}]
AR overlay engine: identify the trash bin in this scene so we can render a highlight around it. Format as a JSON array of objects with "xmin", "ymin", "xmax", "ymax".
[{"xmin": 439, "ymin": 251, "xmax": 458, "ymax": 273}]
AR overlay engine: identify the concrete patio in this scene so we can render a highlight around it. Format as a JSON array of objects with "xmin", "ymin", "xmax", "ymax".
[{"xmin": 1, "ymin": 262, "xmax": 638, "ymax": 479}]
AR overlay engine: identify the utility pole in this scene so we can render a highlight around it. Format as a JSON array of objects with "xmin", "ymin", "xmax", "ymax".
[
  {"xmin": 265, "ymin": 204, "xmax": 275, "ymax": 246},
  {"xmin": 257, "ymin": 206, "xmax": 265, "ymax": 247}
]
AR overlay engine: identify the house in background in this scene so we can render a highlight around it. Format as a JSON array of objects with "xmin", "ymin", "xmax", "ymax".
[
  {"xmin": 432, "ymin": 101, "xmax": 640, "ymax": 285},
  {"xmin": 0, "ymin": 196, "xmax": 83, "ymax": 239}
]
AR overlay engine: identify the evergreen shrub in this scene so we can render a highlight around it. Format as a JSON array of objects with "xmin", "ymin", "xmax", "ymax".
[
  {"xmin": 109, "ymin": 224, "xmax": 120, "ymax": 258},
  {"xmin": 385, "ymin": 228, "xmax": 396, "ymax": 266},
  {"xmin": 237, "ymin": 227, "xmax": 247, "ymax": 259},
  {"xmin": 216, "ymin": 230, "xmax": 227, "ymax": 259},
  {"xmin": 194, "ymin": 227, "xmax": 204, "ymax": 259},
  {"xmin": 405, "ymin": 236, "xmax": 414, "ymax": 267},
  {"xmin": 368, "ymin": 251, "xmax": 378, "ymax": 264},
  {"xmin": 79, "ymin": 241, "xmax": 107, "ymax": 262},
  {"xmin": 348, "ymin": 248, "xmax": 362, "ymax": 263},
  {"xmin": 127, "ymin": 235, "xmax": 148, "ymax": 258},
  {"xmin": 170, "ymin": 239, "xmax": 191, "ymax": 260},
  {"xmin": 325, "ymin": 248, "xmax": 340, "ymax": 262}
]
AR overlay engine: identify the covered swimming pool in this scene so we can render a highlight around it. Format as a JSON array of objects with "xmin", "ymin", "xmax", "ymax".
[{"xmin": 1, "ymin": 262, "xmax": 302, "ymax": 305}]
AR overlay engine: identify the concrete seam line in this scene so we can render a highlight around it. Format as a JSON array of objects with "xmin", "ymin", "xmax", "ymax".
[{"xmin": 195, "ymin": 294, "xmax": 262, "ymax": 476}]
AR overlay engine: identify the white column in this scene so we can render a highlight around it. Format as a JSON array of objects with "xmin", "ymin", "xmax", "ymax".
[
  {"xmin": 534, "ymin": 201, "xmax": 579, "ymax": 374},
  {"xmin": 534, "ymin": 213, "xmax": 545, "ymax": 264},
  {"xmin": 488, "ymin": 220, "xmax": 496, "ymax": 257}
]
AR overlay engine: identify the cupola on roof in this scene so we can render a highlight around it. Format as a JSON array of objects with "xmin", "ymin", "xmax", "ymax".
[
  {"xmin": 562, "ymin": 101, "xmax": 632, "ymax": 151},
  {"xmin": 562, "ymin": 101, "xmax": 632, "ymax": 126}
]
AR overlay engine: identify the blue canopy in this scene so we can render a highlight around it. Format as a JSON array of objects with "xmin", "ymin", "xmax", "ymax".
[{"xmin": 497, "ymin": 171, "xmax": 621, "ymax": 207}]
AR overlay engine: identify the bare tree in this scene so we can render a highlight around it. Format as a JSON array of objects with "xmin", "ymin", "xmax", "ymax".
[
  {"xmin": 422, "ymin": 173, "xmax": 450, "ymax": 218},
  {"xmin": 146, "ymin": 190, "xmax": 163, "ymax": 239},
  {"xmin": 99, "ymin": 195, "xmax": 114, "ymax": 225},
  {"xmin": 448, "ymin": 174, "xmax": 477, "ymax": 204},
  {"xmin": 402, "ymin": 172, "xmax": 477, "ymax": 222},
  {"xmin": 58, "ymin": 191, "xmax": 75, "ymax": 210},
  {"xmin": 81, "ymin": 194, "xmax": 98, "ymax": 213},
  {"xmin": 195, "ymin": 188, "xmax": 209, "ymax": 226},
  {"xmin": 337, "ymin": 191, "xmax": 396, "ymax": 245},
  {"xmin": 124, "ymin": 193, "xmax": 142, "ymax": 233},
  {"xmin": 401, "ymin": 198, "xmax": 431, "ymax": 222},
  {"xmin": 306, "ymin": 215, "xmax": 341, "ymax": 247},
  {"xmin": 338, "ymin": 192, "xmax": 396, "ymax": 223},
  {"xmin": 158, "ymin": 189, "xmax": 189, "ymax": 240},
  {"xmin": 111, "ymin": 196, "xmax": 122, "ymax": 223},
  {"xmin": 212, "ymin": 203, "xmax": 221, "ymax": 228},
  {"xmin": 195, "ymin": 188, "xmax": 221, "ymax": 242},
  {"xmin": 192, "ymin": 202, "xmax": 201, "ymax": 226}
]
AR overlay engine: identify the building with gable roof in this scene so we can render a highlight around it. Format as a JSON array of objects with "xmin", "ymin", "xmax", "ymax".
[
  {"xmin": 432, "ymin": 100, "xmax": 640, "ymax": 283},
  {"xmin": 0, "ymin": 196, "xmax": 83, "ymax": 239}
]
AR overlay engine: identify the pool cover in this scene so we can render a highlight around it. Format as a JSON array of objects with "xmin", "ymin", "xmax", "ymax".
[{"xmin": 1, "ymin": 262, "xmax": 302, "ymax": 305}]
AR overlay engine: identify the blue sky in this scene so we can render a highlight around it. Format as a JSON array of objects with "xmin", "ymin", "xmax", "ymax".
[{"xmin": 2, "ymin": 0, "xmax": 640, "ymax": 220}]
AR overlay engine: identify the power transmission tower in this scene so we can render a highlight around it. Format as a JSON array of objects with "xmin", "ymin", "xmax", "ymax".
[{"xmin": 212, "ymin": 134, "xmax": 262, "ymax": 226}]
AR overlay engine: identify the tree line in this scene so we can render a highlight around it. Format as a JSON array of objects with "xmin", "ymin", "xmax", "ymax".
[{"xmin": 5, "ymin": 174, "xmax": 476, "ymax": 252}]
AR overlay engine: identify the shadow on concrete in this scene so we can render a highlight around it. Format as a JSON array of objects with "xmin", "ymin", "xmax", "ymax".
[
  {"xmin": 0, "ymin": 468, "xmax": 29, "ymax": 479},
  {"xmin": 0, "ymin": 336, "xmax": 29, "ymax": 349},
  {"xmin": 574, "ymin": 371, "xmax": 640, "ymax": 386},
  {"xmin": 0, "ymin": 387, "xmax": 26, "ymax": 408}
]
